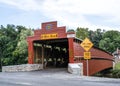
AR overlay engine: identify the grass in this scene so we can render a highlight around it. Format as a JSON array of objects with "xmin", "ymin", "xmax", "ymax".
[{"xmin": 114, "ymin": 62, "xmax": 120, "ymax": 70}]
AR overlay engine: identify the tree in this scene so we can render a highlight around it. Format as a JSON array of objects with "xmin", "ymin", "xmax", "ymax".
[
  {"xmin": 13, "ymin": 29, "xmax": 33, "ymax": 64},
  {"xmin": 88, "ymin": 29, "xmax": 104, "ymax": 47},
  {"xmin": 76, "ymin": 27, "xmax": 89, "ymax": 40},
  {"xmin": 0, "ymin": 24, "xmax": 33, "ymax": 66},
  {"xmin": 0, "ymin": 35, "xmax": 10, "ymax": 70},
  {"xmin": 67, "ymin": 29, "xmax": 75, "ymax": 32},
  {"xmin": 99, "ymin": 30, "xmax": 120, "ymax": 53},
  {"xmin": 0, "ymin": 25, "xmax": 18, "ymax": 66}
]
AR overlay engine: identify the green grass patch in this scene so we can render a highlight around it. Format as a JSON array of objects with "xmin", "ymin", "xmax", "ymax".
[{"xmin": 115, "ymin": 62, "xmax": 120, "ymax": 70}]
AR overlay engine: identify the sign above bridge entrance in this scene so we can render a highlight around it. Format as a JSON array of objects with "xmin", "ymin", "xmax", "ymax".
[{"xmin": 41, "ymin": 33, "xmax": 58, "ymax": 40}]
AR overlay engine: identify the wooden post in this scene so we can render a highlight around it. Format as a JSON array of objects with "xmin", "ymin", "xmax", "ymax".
[
  {"xmin": 28, "ymin": 41, "xmax": 34, "ymax": 64},
  {"xmin": 68, "ymin": 38, "xmax": 74, "ymax": 63},
  {"xmin": 42, "ymin": 44, "xmax": 44, "ymax": 66}
]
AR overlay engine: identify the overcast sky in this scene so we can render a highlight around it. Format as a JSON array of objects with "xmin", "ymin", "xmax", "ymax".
[{"xmin": 0, "ymin": 0, "xmax": 120, "ymax": 31}]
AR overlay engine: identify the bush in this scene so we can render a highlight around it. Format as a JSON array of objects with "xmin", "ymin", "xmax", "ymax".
[{"xmin": 111, "ymin": 69, "xmax": 120, "ymax": 78}]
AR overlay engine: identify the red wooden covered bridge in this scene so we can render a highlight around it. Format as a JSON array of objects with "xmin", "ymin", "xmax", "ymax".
[{"xmin": 27, "ymin": 21, "xmax": 113, "ymax": 76}]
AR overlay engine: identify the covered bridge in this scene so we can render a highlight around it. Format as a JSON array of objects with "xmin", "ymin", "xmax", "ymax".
[{"xmin": 27, "ymin": 21, "xmax": 113, "ymax": 76}]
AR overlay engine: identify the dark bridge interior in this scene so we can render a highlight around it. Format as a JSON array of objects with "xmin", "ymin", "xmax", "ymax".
[{"xmin": 33, "ymin": 38, "xmax": 69, "ymax": 68}]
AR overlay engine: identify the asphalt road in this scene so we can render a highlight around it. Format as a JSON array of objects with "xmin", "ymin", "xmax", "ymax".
[{"xmin": 0, "ymin": 68, "xmax": 120, "ymax": 86}]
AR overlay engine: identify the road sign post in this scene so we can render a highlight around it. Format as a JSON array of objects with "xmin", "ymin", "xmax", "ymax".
[
  {"xmin": 84, "ymin": 51, "xmax": 91, "ymax": 76},
  {"xmin": 80, "ymin": 38, "xmax": 93, "ymax": 76},
  {"xmin": 86, "ymin": 59, "xmax": 89, "ymax": 76}
]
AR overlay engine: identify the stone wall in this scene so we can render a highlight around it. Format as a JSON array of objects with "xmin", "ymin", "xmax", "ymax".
[
  {"xmin": 2, "ymin": 64, "xmax": 43, "ymax": 72},
  {"xmin": 68, "ymin": 63, "xmax": 83, "ymax": 76}
]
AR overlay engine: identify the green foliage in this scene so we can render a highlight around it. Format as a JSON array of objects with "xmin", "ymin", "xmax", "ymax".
[
  {"xmin": 0, "ymin": 25, "xmax": 18, "ymax": 65},
  {"xmin": 76, "ymin": 27, "xmax": 120, "ymax": 53},
  {"xmin": 76, "ymin": 27, "xmax": 89, "ymax": 40},
  {"xmin": 0, "ymin": 25, "xmax": 33, "ymax": 66},
  {"xmin": 13, "ymin": 29, "xmax": 33, "ymax": 64},
  {"xmin": 88, "ymin": 29, "xmax": 104, "ymax": 47},
  {"xmin": 114, "ymin": 62, "xmax": 120, "ymax": 70},
  {"xmin": 76, "ymin": 28, "xmax": 104, "ymax": 47},
  {"xmin": 111, "ymin": 62, "xmax": 120, "ymax": 78},
  {"xmin": 94, "ymin": 68, "xmax": 120, "ymax": 78},
  {"xmin": 111, "ymin": 69, "xmax": 120, "ymax": 78},
  {"xmin": 99, "ymin": 30, "xmax": 120, "ymax": 53},
  {"xmin": 67, "ymin": 29, "xmax": 75, "ymax": 32}
]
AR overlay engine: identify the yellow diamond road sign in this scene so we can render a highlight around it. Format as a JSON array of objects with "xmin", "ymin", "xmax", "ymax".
[{"xmin": 80, "ymin": 38, "xmax": 93, "ymax": 51}]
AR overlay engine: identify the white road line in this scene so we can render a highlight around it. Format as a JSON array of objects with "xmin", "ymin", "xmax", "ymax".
[{"xmin": 15, "ymin": 82, "xmax": 32, "ymax": 85}]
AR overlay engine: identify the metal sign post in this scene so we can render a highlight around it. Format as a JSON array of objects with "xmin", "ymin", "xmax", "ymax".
[
  {"xmin": 80, "ymin": 38, "xmax": 93, "ymax": 76},
  {"xmin": 84, "ymin": 51, "xmax": 91, "ymax": 76},
  {"xmin": 86, "ymin": 59, "xmax": 89, "ymax": 76}
]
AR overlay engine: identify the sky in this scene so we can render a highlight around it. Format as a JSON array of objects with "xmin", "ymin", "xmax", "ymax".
[{"xmin": 0, "ymin": 0, "xmax": 120, "ymax": 31}]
